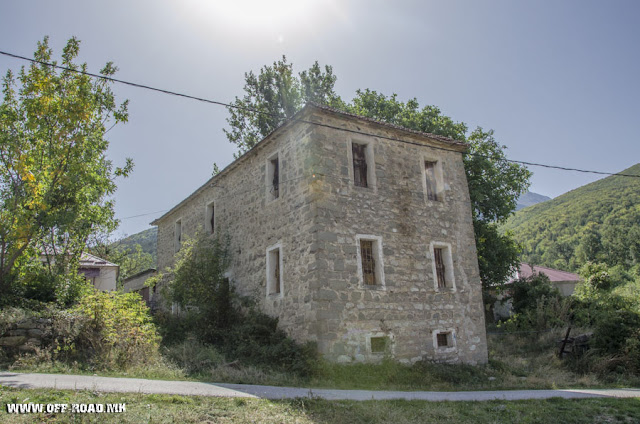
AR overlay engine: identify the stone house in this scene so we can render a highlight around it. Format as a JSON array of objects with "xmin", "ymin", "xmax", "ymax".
[
  {"xmin": 152, "ymin": 103, "xmax": 488, "ymax": 364},
  {"xmin": 123, "ymin": 268, "xmax": 158, "ymax": 309}
]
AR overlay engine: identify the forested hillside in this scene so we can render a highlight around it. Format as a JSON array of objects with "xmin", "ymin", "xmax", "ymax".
[
  {"xmin": 503, "ymin": 164, "xmax": 640, "ymax": 271},
  {"xmin": 116, "ymin": 227, "xmax": 157, "ymax": 259},
  {"xmin": 515, "ymin": 191, "xmax": 550, "ymax": 210}
]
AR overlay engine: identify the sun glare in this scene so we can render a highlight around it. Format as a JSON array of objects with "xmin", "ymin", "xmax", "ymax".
[{"xmin": 185, "ymin": 0, "xmax": 323, "ymax": 30}]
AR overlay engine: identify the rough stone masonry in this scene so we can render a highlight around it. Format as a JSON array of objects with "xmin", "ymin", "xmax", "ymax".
[{"xmin": 152, "ymin": 103, "xmax": 488, "ymax": 364}]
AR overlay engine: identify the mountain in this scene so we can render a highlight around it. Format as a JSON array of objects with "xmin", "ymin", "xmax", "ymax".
[
  {"xmin": 503, "ymin": 164, "xmax": 640, "ymax": 271},
  {"xmin": 515, "ymin": 191, "xmax": 551, "ymax": 211},
  {"xmin": 115, "ymin": 227, "xmax": 157, "ymax": 259}
]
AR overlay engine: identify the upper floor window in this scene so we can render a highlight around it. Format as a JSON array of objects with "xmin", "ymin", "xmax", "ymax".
[
  {"xmin": 422, "ymin": 158, "xmax": 444, "ymax": 202},
  {"xmin": 174, "ymin": 219, "xmax": 182, "ymax": 253},
  {"xmin": 425, "ymin": 161, "xmax": 439, "ymax": 201},
  {"xmin": 352, "ymin": 143, "xmax": 368, "ymax": 188},
  {"xmin": 205, "ymin": 201, "xmax": 215, "ymax": 234},
  {"xmin": 266, "ymin": 153, "xmax": 280, "ymax": 201}
]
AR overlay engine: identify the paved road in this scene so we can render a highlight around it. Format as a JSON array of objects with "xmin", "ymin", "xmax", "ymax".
[{"xmin": 1, "ymin": 372, "xmax": 639, "ymax": 402}]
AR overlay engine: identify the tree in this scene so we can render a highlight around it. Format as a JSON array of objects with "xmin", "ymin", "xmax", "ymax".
[
  {"xmin": 224, "ymin": 56, "xmax": 341, "ymax": 156},
  {"xmin": 0, "ymin": 37, "xmax": 131, "ymax": 304},
  {"xmin": 224, "ymin": 61, "xmax": 531, "ymax": 295}
]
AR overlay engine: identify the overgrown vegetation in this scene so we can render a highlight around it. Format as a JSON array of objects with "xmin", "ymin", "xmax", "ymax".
[
  {"xmin": 497, "ymin": 262, "xmax": 640, "ymax": 377},
  {"xmin": 156, "ymin": 232, "xmax": 317, "ymax": 377}
]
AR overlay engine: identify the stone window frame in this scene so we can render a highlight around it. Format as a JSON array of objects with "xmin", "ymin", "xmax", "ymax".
[
  {"xmin": 265, "ymin": 150, "xmax": 281, "ymax": 203},
  {"xmin": 204, "ymin": 200, "xmax": 216, "ymax": 235},
  {"xmin": 355, "ymin": 234, "xmax": 386, "ymax": 290},
  {"xmin": 266, "ymin": 242, "xmax": 284, "ymax": 298},
  {"xmin": 174, "ymin": 218, "xmax": 183, "ymax": 253},
  {"xmin": 429, "ymin": 241, "xmax": 456, "ymax": 292},
  {"xmin": 433, "ymin": 328, "xmax": 457, "ymax": 353},
  {"xmin": 346, "ymin": 137, "xmax": 377, "ymax": 193},
  {"xmin": 420, "ymin": 155, "xmax": 445, "ymax": 204},
  {"xmin": 367, "ymin": 332, "xmax": 394, "ymax": 356}
]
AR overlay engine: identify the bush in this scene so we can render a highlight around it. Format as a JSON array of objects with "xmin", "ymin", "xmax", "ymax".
[
  {"xmin": 71, "ymin": 290, "xmax": 161, "ymax": 369},
  {"xmin": 160, "ymin": 232, "xmax": 317, "ymax": 376}
]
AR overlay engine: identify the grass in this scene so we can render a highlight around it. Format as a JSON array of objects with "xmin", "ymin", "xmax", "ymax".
[
  {"xmin": 4, "ymin": 329, "xmax": 640, "ymax": 392},
  {"xmin": 1, "ymin": 386, "xmax": 640, "ymax": 423}
]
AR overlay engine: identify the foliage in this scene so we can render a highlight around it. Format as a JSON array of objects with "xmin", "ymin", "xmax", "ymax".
[
  {"xmin": 112, "ymin": 227, "xmax": 157, "ymax": 261},
  {"xmin": 0, "ymin": 36, "xmax": 131, "ymax": 302},
  {"xmin": 71, "ymin": 290, "xmax": 160, "ymax": 369},
  {"xmin": 504, "ymin": 163, "xmax": 640, "ymax": 272},
  {"xmin": 88, "ymin": 233, "xmax": 154, "ymax": 287},
  {"xmin": 224, "ymin": 56, "xmax": 342, "ymax": 155},
  {"xmin": 162, "ymin": 232, "xmax": 316, "ymax": 375}
]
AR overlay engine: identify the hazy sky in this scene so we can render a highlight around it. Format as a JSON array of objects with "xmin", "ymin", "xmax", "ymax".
[{"xmin": 1, "ymin": 0, "xmax": 639, "ymax": 237}]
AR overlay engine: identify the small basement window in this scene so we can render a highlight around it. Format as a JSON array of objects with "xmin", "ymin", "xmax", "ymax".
[
  {"xmin": 266, "ymin": 244, "xmax": 283, "ymax": 296},
  {"xmin": 434, "ymin": 330, "xmax": 456, "ymax": 350},
  {"xmin": 174, "ymin": 219, "xmax": 182, "ymax": 252},
  {"xmin": 370, "ymin": 336, "xmax": 390, "ymax": 354},
  {"xmin": 205, "ymin": 201, "xmax": 215, "ymax": 234},
  {"xmin": 266, "ymin": 153, "xmax": 280, "ymax": 201}
]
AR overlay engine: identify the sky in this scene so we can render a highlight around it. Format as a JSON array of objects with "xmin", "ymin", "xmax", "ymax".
[{"xmin": 1, "ymin": 0, "xmax": 639, "ymax": 238}]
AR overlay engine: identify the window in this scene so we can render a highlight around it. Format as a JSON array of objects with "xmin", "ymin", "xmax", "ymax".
[
  {"xmin": 435, "ymin": 331, "xmax": 455, "ymax": 349},
  {"xmin": 266, "ymin": 153, "xmax": 280, "ymax": 201},
  {"xmin": 174, "ymin": 219, "xmax": 182, "ymax": 252},
  {"xmin": 430, "ymin": 242, "xmax": 456, "ymax": 291},
  {"xmin": 352, "ymin": 143, "xmax": 368, "ymax": 187},
  {"xmin": 266, "ymin": 243, "xmax": 283, "ymax": 296},
  {"xmin": 425, "ymin": 161, "xmax": 439, "ymax": 201},
  {"xmin": 356, "ymin": 235, "xmax": 385, "ymax": 288},
  {"xmin": 434, "ymin": 248, "xmax": 446, "ymax": 288},
  {"xmin": 360, "ymin": 240, "xmax": 376, "ymax": 285},
  {"xmin": 205, "ymin": 201, "xmax": 215, "ymax": 234},
  {"xmin": 370, "ymin": 336, "xmax": 390, "ymax": 354}
]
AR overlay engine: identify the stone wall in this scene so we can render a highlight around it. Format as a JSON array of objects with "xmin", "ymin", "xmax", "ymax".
[
  {"xmin": 0, "ymin": 317, "xmax": 52, "ymax": 352},
  {"xmin": 154, "ymin": 105, "xmax": 488, "ymax": 365}
]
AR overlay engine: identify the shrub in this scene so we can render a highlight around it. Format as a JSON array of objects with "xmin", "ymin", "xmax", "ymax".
[{"xmin": 71, "ymin": 290, "xmax": 161, "ymax": 369}]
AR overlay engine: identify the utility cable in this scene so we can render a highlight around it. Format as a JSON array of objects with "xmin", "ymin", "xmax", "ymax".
[{"xmin": 1, "ymin": 49, "xmax": 639, "ymax": 179}]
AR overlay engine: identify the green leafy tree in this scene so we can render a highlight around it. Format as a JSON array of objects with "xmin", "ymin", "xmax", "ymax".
[
  {"xmin": 224, "ymin": 56, "xmax": 341, "ymax": 156},
  {"xmin": 0, "ymin": 37, "xmax": 131, "ymax": 303},
  {"xmin": 224, "ymin": 61, "xmax": 531, "ymax": 295}
]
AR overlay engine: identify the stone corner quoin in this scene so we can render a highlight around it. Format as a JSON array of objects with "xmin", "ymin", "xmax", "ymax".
[{"xmin": 152, "ymin": 104, "xmax": 488, "ymax": 365}]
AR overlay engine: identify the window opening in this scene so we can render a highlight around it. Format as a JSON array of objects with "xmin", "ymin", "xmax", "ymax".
[
  {"xmin": 425, "ymin": 161, "xmax": 438, "ymax": 201},
  {"xmin": 273, "ymin": 249, "xmax": 280, "ymax": 294},
  {"xmin": 434, "ymin": 247, "xmax": 446, "ymax": 288},
  {"xmin": 271, "ymin": 158, "xmax": 279, "ymax": 199},
  {"xmin": 437, "ymin": 332, "xmax": 449, "ymax": 348},
  {"xmin": 352, "ymin": 143, "xmax": 368, "ymax": 187},
  {"xmin": 360, "ymin": 240, "xmax": 376, "ymax": 285},
  {"xmin": 209, "ymin": 203, "xmax": 215, "ymax": 234},
  {"xmin": 370, "ymin": 336, "xmax": 388, "ymax": 354}
]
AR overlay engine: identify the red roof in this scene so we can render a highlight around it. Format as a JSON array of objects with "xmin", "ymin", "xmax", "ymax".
[{"xmin": 516, "ymin": 263, "xmax": 581, "ymax": 282}]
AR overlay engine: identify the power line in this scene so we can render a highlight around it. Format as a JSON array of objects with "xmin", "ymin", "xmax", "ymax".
[{"xmin": 1, "ymin": 49, "xmax": 639, "ymax": 180}]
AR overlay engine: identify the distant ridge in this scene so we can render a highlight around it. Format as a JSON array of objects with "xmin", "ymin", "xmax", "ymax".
[{"xmin": 515, "ymin": 191, "xmax": 551, "ymax": 211}]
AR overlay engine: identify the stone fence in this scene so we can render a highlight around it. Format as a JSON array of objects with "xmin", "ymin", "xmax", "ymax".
[{"xmin": 0, "ymin": 317, "xmax": 53, "ymax": 352}]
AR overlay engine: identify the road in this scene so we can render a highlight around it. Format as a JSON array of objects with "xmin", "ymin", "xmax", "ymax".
[{"xmin": 1, "ymin": 372, "xmax": 639, "ymax": 402}]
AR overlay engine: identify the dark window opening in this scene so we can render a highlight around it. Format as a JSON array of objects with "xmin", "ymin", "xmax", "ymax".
[
  {"xmin": 271, "ymin": 158, "xmax": 280, "ymax": 199},
  {"xmin": 434, "ymin": 247, "xmax": 446, "ymax": 288},
  {"xmin": 352, "ymin": 143, "xmax": 368, "ymax": 188},
  {"xmin": 210, "ymin": 205, "xmax": 215, "ymax": 234},
  {"xmin": 370, "ymin": 336, "xmax": 388, "ymax": 354},
  {"xmin": 273, "ymin": 249, "xmax": 280, "ymax": 294},
  {"xmin": 425, "ymin": 161, "xmax": 438, "ymax": 201},
  {"xmin": 361, "ymin": 240, "xmax": 376, "ymax": 285},
  {"xmin": 437, "ymin": 332, "xmax": 449, "ymax": 348}
]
